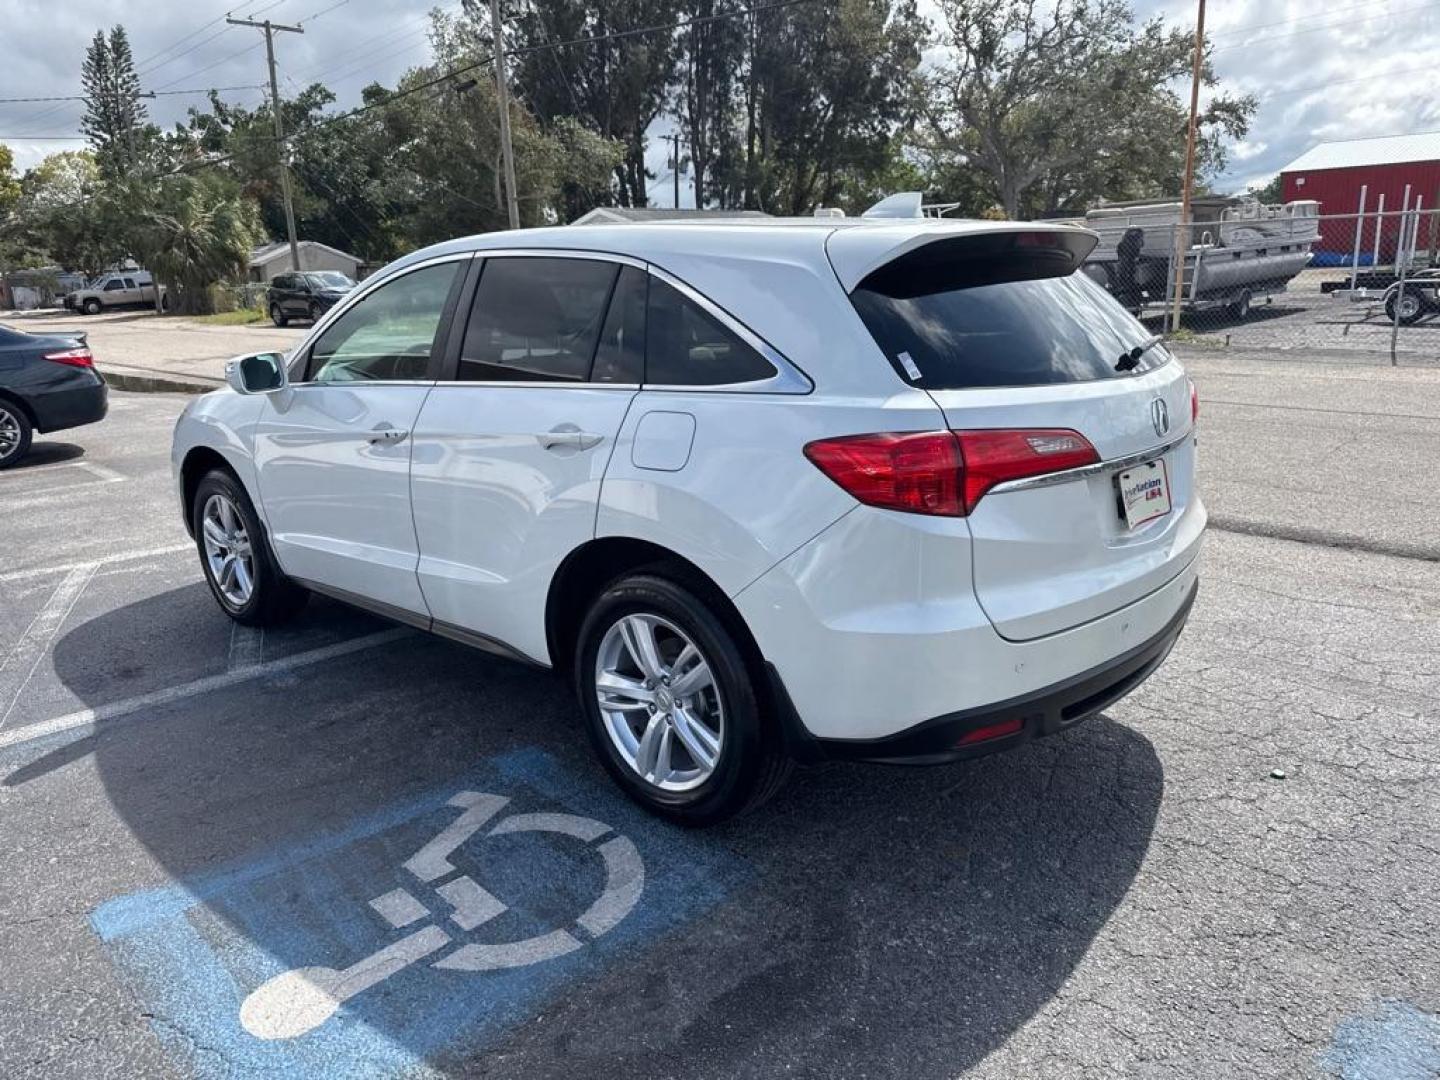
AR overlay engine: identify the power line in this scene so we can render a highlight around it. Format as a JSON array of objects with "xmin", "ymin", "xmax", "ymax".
[
  {"xmin": 4, "ymin": 0, "xmax": 822, "ymax": 227},
  {"xmin": 0, "ymin": 86, "xmax": 262, "ymax": 105},
  {"xmin": 1207, "ymin": 0, "xmax": 1422, "ymax": 39},
  {"xmin": 1210, "ymin": 0, "xmax": 1438, "ymax": 55},
  {"xmin": 297, "ymin": 0, "xmax": 820, "ymax": 139}
]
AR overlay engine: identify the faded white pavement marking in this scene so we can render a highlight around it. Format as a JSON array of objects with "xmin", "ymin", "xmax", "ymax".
[
  {"xmin": 240, "ymin": 795, "xmax": 646, "ymax": 1039},
  {"xmin": 228, "ymin": 623, "xmax": 264, "ymax": 670},
  {"xmin": 0, "ymin": 542, "xmax": 192, "ymax": 584},
  {"xmin": 0, "ymin": 628, "xmax": 411, "ymax": 751},
  {"xmin": 0, "ymin": 562, "xmax": 99, "ymax": 729},
  {"xmin": 0, "ymin": 472, "xmax": 126, "ymax": 512}
]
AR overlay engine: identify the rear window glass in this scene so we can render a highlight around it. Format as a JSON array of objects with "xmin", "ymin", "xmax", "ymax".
[
  {"xmin": 646, "ymin": 278, "xmax": 776, "ymax": 386},
  {"xmin": 851, "ymin": 243, "xmax": 1166, "ymax": 390}
]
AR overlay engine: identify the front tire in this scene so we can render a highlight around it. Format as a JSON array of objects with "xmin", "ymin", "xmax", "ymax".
[
  {"xmin": 575, "ymin": 573, "xmax": 790, "ymax": 826},
  {"xmin": 0, "ymin": 400, "xmax": 33, "ymax": 469},
  {"xmin": 83, "ymin": 298, "xmax": 102, "ymax": 315},
  {"xmin": 192, "ymin": 469, "xmax": 308, "ymax": 626},
  {"xmin": 1228, "ymin": 289, "xmax": 1252, "ymax": 320},
  {"xmin": 308, "ymin": 302, "xmax": 322, "ymax": 324}
]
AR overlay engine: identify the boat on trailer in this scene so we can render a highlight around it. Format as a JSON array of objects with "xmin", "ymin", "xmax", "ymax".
[{"xmin": 1079, "ymin": 196, "xmax": 1321, "ymax": 318}]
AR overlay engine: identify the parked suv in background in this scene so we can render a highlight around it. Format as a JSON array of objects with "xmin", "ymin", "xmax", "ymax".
[
  {"xmin": 266, "ymin": 270, "xmax": 356, "ymax": 327},
  {"xmin": 172, "ymin": 218, "xmax": 1204, "ymax": 824},
  {"xmin": 65, "ymin": 271, "xmax": 165, "ymax": 315}
]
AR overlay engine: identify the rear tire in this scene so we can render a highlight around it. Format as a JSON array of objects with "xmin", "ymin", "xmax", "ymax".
[
  {"xmin": 83, "ymin": 298, "xmax": 101, "ymax": 315},
  {"xmin": 270, "ymin": 304, "xmax": 288, "ymax": 328},
  {"xmin": 1227, "ymin": 289, "xmax": 1252, "ymax": 320},
  {"xmin": 1386, "ymin": 286, "xmax": 1425, "ymax": 325},
  {"xmin": 575, "ymin": 573, "xmax": 790, "ymax": 826},
  {"xmin": 0, "ymin": 399, "xmax": 33, "ymax": 470},
  {"xmin": 192, "ymin": 468, "xmax": 308, "ymax": 627}
]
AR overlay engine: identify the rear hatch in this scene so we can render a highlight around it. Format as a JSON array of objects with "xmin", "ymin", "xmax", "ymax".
[{"xmin": 833, "ymin": 225, "xmax": 1201, "ymax": 641}]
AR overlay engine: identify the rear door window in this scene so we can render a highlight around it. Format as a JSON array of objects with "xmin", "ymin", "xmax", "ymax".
[
  {"xmin": 458, "ymin": 257, "xmax": 618, "ymax": 383},
  {"xmin": 645, "ymin": 278, "xmax": 776, "ymax": 386},
  {"xmin": 850, "ymin": 233, "xmax": 1166, "ymax": 389},
  {"xmin": 592, "ymin": 266, "xmax": 646, "ymax": 384}
]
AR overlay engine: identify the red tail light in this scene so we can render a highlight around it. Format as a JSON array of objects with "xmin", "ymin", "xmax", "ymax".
[
  {"xmin": 1189, "ymin": 378, "xmax": 1199, "ymax": 423},
  {"xmin": 953, "ymin": 429, "xmax": 1099, "ymax": 512},
  {"xmin": 803, "ymin": 428, "xmax": 1098, "ymax": 517},
  {"xmin": 44, "ymin": 346, "xmax": 94, "ymax": 368}
]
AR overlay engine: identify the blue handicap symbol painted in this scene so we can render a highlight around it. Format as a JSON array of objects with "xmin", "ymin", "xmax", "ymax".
[{"xmin": 91, "ymin": 748, "xmax": 746, "ymax": 1078}]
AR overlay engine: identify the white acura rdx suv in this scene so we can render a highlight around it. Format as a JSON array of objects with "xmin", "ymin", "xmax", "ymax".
[{"xmin": 172, "ymin": 217, "xmax": 1204, "ymax": 823}]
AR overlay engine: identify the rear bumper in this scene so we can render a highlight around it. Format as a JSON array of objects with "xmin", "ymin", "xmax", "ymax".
[
  {"xmin": 788, "ymin": 579, "xmax": 1197, "ymax": 764},
  {"xmin": 29, "ymin": 376, "xmax": 108, "ymax": 433}
]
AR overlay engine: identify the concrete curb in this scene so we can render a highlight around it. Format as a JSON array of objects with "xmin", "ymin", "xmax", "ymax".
[{"xmin": 98, "ymin": 365, "xmax": 223, "ymax": 395}]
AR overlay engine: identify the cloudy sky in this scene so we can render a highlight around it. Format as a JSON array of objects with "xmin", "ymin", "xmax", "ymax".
[{"xmin": 4, "ymin": 0, "xmax": 1439, "ymax": 203}]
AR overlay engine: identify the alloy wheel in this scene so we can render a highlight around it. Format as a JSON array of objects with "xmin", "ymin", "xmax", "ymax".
[
  {"xmin": 594, "ymin": 613, "xmax": 725, "ymax": 792},
  {"xmin": 0, "ymin": 407, "xmax": 20, "ymax": 461},
  {"xmin": 201, "ymin": 493, "xmax": 255, "ymax": 607}
]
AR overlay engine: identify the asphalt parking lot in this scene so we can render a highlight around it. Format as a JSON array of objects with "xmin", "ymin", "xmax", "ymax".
[{"xmin": 1, "ymin": 358, "xmax": 1437, "ymax": 1079}]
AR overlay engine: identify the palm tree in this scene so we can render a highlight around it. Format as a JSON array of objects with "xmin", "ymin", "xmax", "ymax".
[{"xmin": 140, "ymin": 177, "xmax": 259, "ymax": 315}]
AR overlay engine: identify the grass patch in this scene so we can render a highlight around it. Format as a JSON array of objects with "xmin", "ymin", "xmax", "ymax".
[
  {"xmin": 191, "ymin": 306, "xmax": 268, "ymax": 326},
  {"xmin": 1163, "ymin": 326, "xmax": 1226, "ymax": 349}
]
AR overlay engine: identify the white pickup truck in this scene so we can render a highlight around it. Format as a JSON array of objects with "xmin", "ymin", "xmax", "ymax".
[{"xmin": 64, "ymin": 271, "xmax": 168, "ymax": 315}]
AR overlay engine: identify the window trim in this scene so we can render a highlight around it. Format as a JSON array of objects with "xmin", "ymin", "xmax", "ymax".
[{"xmin": 286, "ymin": 251, "xmax": 475, "ymax": 387}]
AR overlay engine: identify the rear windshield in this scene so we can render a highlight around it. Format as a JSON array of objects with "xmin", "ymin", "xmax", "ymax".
[{"xmin": 851, "ymin": 243, "xmax": 1166, "ymax": 390}]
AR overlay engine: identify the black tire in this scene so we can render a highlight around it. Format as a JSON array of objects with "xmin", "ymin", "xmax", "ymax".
[
  {"xmin": 191, "ymin": 468, "xmax": 308, "ymax": 627},
  {"xmin": 574, "ymin": 573, "xmax": 791, "ymax": 826},
  {"xmin": 1227, "ymin": 289, "xmax": 1252, "ymax": 320},
  {"xmin": 83, "ymin": 298, "xmax": 102, "ymax": 315},
  {"xmin": 308, "ymin": 302, "xmax": 322, "ymax": 324},
  {"xmin": 0, "ymin": 398, "xmax": 34, "ymax": 470},
  {"xmin": 160, "ymin": 292, "xmax": 171, "ymax": 312},
  {"xmin": 270, "ymin": 303, "xmax": 288, "ymax": 328},
  {"xmin": 1386, "ymin": 286, "xmax": 1426, "ymax": 326}
]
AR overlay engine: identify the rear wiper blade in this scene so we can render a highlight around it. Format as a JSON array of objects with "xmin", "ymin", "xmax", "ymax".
[{"xmin": 1116, "ymin": 334, "xmax": 1165, "ymax": 372}]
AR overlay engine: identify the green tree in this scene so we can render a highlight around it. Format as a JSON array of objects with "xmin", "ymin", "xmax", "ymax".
[
  {"xmin": 506, "ymin": 0, "xmax": 682, "ymax": 207},
  {"xmin": 137, "ymin": 175, "xmax": 261, "ymax": 315},
  {"xmin": 924, "ymin": 0, "xmax": 1256, "ymax": 219},
  {"xmin": 741, "ymin": 0, "xmax": 926, "ymax": 214},
  {"xmin": 5, "ymin": 151, "xmax": 116, "ymax": 274},
  {"xmin": 1247, "ymin": 173, "xmax": 1283, "ymax": 203},
  {"xmin": 81, "ymin": 27, "xmax": 151, "ymax": 179}
]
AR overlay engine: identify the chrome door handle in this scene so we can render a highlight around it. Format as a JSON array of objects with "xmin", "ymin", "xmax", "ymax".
[
  {"xmin": 368, "ymin": 427, "xmax": 410, "ymax": 445},
  {"xmin": 538, "ymin": 428, "xmax": 603, "ymax": 451}
]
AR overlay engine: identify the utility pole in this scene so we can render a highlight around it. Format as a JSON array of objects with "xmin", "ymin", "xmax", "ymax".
[
  {"xmin": 490, "ymin": 0, "xmax": 520, "ymax": 229},
  {"xmin": 1169, "ymin": 0, "xmax": 1206, "ymax": 333},
  {"xmin": 661, "ymin": 133, "xmax": 682, "ymax": 209},
  {"xmin": 228, "ymin": 16, "xmax": 304, "ymax": 271}
]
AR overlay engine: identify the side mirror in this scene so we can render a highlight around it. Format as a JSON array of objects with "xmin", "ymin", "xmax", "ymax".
[{"xmin": 226, "ymin": 351, "xmax": 288, "ymax": 394}]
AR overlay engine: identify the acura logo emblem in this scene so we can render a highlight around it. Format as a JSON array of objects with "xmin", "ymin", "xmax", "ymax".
[{"xmin": 1151, "ymin": 398, "xmax": 1170, "ymax": 437}]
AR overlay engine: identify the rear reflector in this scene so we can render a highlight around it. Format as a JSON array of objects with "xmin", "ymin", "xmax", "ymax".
[
  {"xmin": 1189, "ymin": 378, "xmax": 1199, "ymax": 424},
  {"xmin": 804, "ymin": 428, "xmax": 1098, "ymax": 517},
  {"xmin": 956, "ymin": 717, "xmax": 1024, "ymax": 745},
  {"xmin": 43, "ymin": 346, "xmax": 94, "ymax": 368}
]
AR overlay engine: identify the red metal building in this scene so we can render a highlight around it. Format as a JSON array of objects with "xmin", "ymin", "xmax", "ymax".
[{"xmin": 1279, "ymin": 131, "xmax": 1440, "ymax": 262}]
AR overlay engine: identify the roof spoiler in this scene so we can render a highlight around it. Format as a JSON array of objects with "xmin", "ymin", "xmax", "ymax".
[{"xmin": 827, "ymin": 222, "xmax": 1099, "ymax": 293}]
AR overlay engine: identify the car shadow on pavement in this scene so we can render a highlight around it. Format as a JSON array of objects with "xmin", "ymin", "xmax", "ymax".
[
  {"xmin": 21, "ymin": 585, "xmax": 1164, "ymax": 1079},
  {"xmin": 5, "ymin": 441, "xmax": 85, "ymax": 469}
]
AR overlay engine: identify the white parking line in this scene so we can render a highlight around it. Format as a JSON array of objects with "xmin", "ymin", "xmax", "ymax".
[
  {"xmin": 0, "ymin": 562, "xmax": 100, "ymax": 729},
  {"xmin": 228, "ymin": 624, "xmax": 265, "ymax": 670},
  {"xmin": 1, "ymin": 474, "xmax": 127, "ymax": 512},
  {"xmin": 0, "ymin": 543, "xmax": 192, "ymax": 584},
  {"xmin": 0, "ymin": 628, "xmax": 411, "ymax": 751}
]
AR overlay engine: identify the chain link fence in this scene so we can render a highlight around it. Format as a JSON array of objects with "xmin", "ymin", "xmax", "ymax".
[{"xmin": 1082, "ymin": 202, "xmax": 1440, "ymax": 365}]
